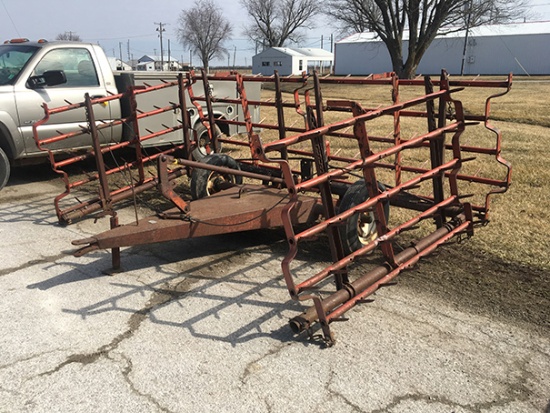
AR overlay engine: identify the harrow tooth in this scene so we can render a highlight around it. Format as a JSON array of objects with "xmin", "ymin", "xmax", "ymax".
[
  {"xmin": 330, "ymin": 317, "xmax": 350, "ymax": 323},
  {"xmin": 378, "ymin": 281, "xmax": 398, "ymax": 288},
  {"xmin": 356, "ymin": 298, "xmax": 375, "ymax": 304}
]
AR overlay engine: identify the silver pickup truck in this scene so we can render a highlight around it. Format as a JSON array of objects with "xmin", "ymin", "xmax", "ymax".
[{"xmin": 0, "ymin": 38, "xmax": 259, "ymax": 190}]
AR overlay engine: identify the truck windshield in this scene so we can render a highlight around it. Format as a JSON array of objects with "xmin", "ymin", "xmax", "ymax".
[{"xmin": 0, "ymin": 45, "xmax": 39, "ymax": 86}]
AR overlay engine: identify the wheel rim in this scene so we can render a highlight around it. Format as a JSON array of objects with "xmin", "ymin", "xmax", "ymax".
[
  {"xmin": 356, "ymin": 211, "xmax": 377, "ymax": 246},
  {"xmin": 205, "ymin": 172, "xmax": 233, "ymax": 196},
  {"xmin": 197, "ymin": 132, "xmax": 210, "ymax": 156}
]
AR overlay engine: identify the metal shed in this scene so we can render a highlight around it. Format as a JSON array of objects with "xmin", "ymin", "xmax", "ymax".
[
  {"xmin": 252, "ymin": 47, "xmax": 333, "ymax": 76},
  {"xmin": 334, "ymin": 21, "xmax": 550, "ymax": 76}
]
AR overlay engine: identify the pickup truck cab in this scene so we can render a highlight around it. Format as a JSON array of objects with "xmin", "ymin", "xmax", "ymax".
[
  {"xmin": 0, "ymin": 39, "xmax": 121, "ymax": 189},
  {"xmin": 0, "ymin": 38, "xmax": 258, "ymax": 190}
]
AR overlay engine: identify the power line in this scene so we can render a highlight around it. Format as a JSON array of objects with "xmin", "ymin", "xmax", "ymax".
[
  {"xmin": 0, "ymin": 0, "xmax": 21, "ymax": 37},
  {"xmin": 88, "ymin": 33, "xmax": 155, "ymax": 41}
]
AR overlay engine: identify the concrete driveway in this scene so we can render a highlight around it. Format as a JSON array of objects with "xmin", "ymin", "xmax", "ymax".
[{"xmin": 0, "ymin": 172, "xmax": 548, "ymax": 413}]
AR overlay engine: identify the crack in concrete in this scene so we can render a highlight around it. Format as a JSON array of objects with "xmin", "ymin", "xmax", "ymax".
[
  {"xmin": 324, "ymin": 370, "xmax": 366, "ymax": 412},
  {"xmin": 239, "ymin": 342, "xmax": 290, "ymax": 384},
  {"xmin": 368, "ymin": 298, "xmax": 549, "ymax": 359},
  {"xmin": 0, "ymin": 253, "xmax": 67, "ymax": 277},
  {"xmin": 0, "ymin": 350, "xmax": 64, "ymax": 371},
  {"xmin": 467, "ymin": 356, "xmax": 538, "ymax": 412},
  {"xmin": 34, "ymin": 274, "xmax": 200, "ymax": 410},
  {"xmin": 368, "ymin": 393, "xmax": 462, "ymax": 413},
  {"xmin": 366, "ymin": 357, "xmax": 537, "ymax": 413},
  {"xmin": 117, "ymin": 353, "xmax": 175, "ymax": 413},
  {"xmin": 40, "ymin": 275, "xmax": 197, "ymax": 377}
]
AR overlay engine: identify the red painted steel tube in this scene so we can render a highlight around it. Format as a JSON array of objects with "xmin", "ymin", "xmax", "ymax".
[
  {"xmin": 294, "ymin": 195, "xmax": 459, "ymax": 294},
  {"xmin": 295, "ymin": 122, "xmax": 460, "ymax": 192},
  {"xmin": 44, "ymin": 79, "xmax": 180, "ymax": 116},
  {"xmin": 325, "ymin": 219, "xmax": 470, "ymax": 324},
  {"xmin": 294, "ymin": 158, "xmax": 460, "ymax": 243},
  {"xmin": 262, "ymin": 89, "xmax": 456, "ymax": 153},
  {"xmin": 203, "ymin": 72, "xmax": 511, "ymax": 90},
  {"xmin": 289, "ymin": 214, "xmax": 470, "ymax": 334}
]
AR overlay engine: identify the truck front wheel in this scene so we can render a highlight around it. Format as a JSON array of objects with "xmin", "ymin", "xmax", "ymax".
[{"xmin": 0, "ymin": 147, "xmax": 10, "ymax": 190}]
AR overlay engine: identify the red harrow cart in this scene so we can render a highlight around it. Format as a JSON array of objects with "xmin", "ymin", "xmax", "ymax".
[{"xmin": 34, "ymin": 70, "xmax": 512, "ymax": 345}]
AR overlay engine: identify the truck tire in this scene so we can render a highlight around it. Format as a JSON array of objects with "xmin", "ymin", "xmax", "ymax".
[
  {"xmin": 190, "ymin": 154, "xmax": 242, "ymax": 200},
  {"xmin": 192, "ymin": 123, "xmax": 223, "ymax": 161},
  {"xmin": 0, "ymin": 147, "xmax": 10, "ymax": 190},
  {"xmin": 338, "ymin": 180, "xmax": 390, "ymax": 255}
]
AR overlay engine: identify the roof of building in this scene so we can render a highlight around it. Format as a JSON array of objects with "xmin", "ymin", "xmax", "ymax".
[
  {"xmin": 258, "ymin": 47, "xmax": 333, "ymax": 59},
  {"xmin": 137, "ymin": 54, "xmax": 179, "ymax": 63},
  {"xmin": 337, "ymin": 20, "xmax": 550, "ymax": 44}
]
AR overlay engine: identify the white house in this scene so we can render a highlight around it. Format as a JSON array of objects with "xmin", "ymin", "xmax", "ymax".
[
  {"xmin": 136, "ymin": 55, "xmax": 182, "ymax": 71},
  {"xmin": 252, "ymin": 47, "xmax": 334, "ymax": 76},
  {"xmin": 107, "ymin": 57, "xmax": 132, "ymax": 71},
  {"xmin": 334, "ymin": 21, "xmax": 550, "ymax": 76}
]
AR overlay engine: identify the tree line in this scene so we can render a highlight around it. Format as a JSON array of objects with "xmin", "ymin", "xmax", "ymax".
[
  {"xmin": 57, "ymin": 0, "xmax": 527, "ymax": 78},
  {"xmin": 177, "ymin": 0, "xmax": 526, "ymax": 78}
]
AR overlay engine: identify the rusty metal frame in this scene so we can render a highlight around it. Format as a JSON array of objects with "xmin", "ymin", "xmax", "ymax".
[
  {"xmin": 34, "ymin": 69, "xmax": 512, "ymax": 345},
  {"xmin": 32, "ymin": 73, "xmax": 204, "ymax": 224}
]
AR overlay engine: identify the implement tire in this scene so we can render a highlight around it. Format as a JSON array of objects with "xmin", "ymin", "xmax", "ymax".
[
  {"xmin": 338, "ymin": 180, "xmax": 390, "ymax": 255},
  {"xmin": 191, "ymin": 123, "xmax": 223, "ymax": 161},
  {"xmin": 190, "ymin": 154, "xmax": 242, "ymax": 200}
]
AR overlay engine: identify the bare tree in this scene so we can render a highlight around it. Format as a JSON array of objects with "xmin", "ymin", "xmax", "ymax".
[
  {"xmin": 241, "ymin": 0, "xmax": 320, "ymax": 48},
  {"xmin": 55, "ymin": 32, "xmax": 81, "ymax": 42},
  {"xmin": 326, "ymin": 0, "xmax": 528, "ymax": 78},
  {"xmin": 177, "ymin": 0, "xmax": 233, "ymax": 72}
]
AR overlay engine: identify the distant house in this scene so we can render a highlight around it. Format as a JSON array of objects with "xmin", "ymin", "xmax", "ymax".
[
  {"xmin": 252, "ymin": 47, "xmax": 333, "ymax": 76},
  {"xmin": 136, "ymin": 55, "xmax": 182, "ymax": 71},
  {"xmin": 107, "ymin": 57, "xmax": 132, "ymax": 71},
  {"xmin": 334, "ymin": 21, "xmax": 550, "ymax": 76}
]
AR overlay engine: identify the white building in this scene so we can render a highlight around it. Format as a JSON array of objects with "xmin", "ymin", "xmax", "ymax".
[
  {"xmin": 107, "ymin": 57, "xmax": 132, "ymax": 71},
  {"xmin": 136, "ymin": 55, "xmax": 182, "ymax": 71},
  {"xmin": 334, "ymin": 21, "xmax": 550, "ymax": 76},
  {"xmin": 252, "ymin": 47, "xmax": 333, "ymax": 76}
]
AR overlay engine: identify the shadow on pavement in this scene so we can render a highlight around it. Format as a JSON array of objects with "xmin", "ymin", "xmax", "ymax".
[{"xmin": 25, "ymin": 231, "xmax": 326, "ymax": 347}]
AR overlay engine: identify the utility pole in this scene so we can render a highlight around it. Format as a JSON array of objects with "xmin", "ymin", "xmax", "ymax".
[
  {"xmin": 155, "ymin": 22, "xmax": 166, "ymax": 70},
  {"xmin": 167, "ymin": 39, "xmax": 171, "ymax": 70}
]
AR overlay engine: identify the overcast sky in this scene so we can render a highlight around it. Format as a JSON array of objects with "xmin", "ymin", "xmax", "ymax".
[{"xmin": 1, "ymin": 0, "xmax": 549, "ymax": 67}]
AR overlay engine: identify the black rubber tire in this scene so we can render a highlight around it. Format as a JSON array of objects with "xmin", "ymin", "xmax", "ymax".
[
  {"xmin": 190, "ymin": 154, "xmax": 243, "ymax": 200},
  {"xmin": 191, "ymin": 123, "xmax": 223, "ymax": 161},
  {"xmin": 338, "ymin": 179, "xmax": 390, "ymax": 255},
  {"xmin": 0, "ymin": 147, "xmax": 10, "ymax": 191}
]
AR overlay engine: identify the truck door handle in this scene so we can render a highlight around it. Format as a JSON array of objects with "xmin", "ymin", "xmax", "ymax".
[{"xmin": 91, "ymin": 95, "xmax": 105, "ymax": 100}]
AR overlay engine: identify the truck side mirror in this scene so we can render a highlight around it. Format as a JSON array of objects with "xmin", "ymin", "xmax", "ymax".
[{"xmin": 28, "ymin": 70, "xmax": 67, "ymax": 89}]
